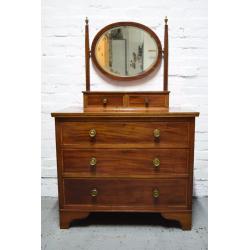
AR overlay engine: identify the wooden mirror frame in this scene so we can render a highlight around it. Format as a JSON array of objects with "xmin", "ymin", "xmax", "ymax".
[
  {"xmin": 90, "ymin": 22, "xmax": 163, "ymax": 82},
  {"xmin": 85, "ymin": 17, "xmax": 168, "ymax": 91}
]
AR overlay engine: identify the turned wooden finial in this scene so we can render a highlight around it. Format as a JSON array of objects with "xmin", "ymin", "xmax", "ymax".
[
  {"xmin": 85, "ymin": 17, "xmax": 89, "ymax": 25},
  {"xmin": 165, "ymin": 16, "xmax": 168, "ymax": 25}
]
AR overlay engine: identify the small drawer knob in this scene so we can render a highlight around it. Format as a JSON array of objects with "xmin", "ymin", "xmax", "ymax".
[
  {"xmin": 89, "ymin": 129, "xmax": 96, "ymax": 138},
  {"xmin": 152, "ymin": 188, "xmax": 160, "ymax": 198},
  {"xmin": 103, "ymin": 98, "xmax": 108, "ymax": 105},
  {"xmin": 89, "ymin": 157, "xmax": 97, "ymax": 167},
  {"xmin": 153, "ymin": 129, "xmax": 160, "ymax": 138},
  {"xmin": 153, "ymin": 158, "xmax": 160, "ymax": 169},
  {"xmin": 145, "ymin": 97, "xmax": 149, "ymax": 107},
  {"xmin": 90, "ymin": 188, "xmax": 98, "ymax": 197}
]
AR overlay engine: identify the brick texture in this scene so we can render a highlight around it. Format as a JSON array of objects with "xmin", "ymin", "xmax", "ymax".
[{"xmin": 42, "ymin": 0, "xmax": 208, "ymax": 197}]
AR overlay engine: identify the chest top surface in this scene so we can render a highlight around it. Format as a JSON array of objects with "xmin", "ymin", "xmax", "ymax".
[{"xmin": 51, "ymin": 106, "xmax": 199, "ymax": 118}]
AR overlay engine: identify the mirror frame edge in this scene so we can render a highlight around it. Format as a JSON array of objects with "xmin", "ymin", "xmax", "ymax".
[{"xmin": 91, "ymin": 21, "xmax": 163, "ymax": 81}]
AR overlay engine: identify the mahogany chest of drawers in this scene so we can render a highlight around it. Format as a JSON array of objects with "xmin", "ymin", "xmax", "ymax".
[
  {"xmin": 50, "ymin": 18, "xmax": 200, "ymax": 231},
  {"xmin": 51, "ymin": 107, "xmax": 199, "ymax": 230}
]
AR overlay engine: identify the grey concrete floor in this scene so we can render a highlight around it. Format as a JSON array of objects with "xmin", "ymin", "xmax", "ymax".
[{"xmin": 42, "ymin": 197, "xmax": 207, "ymax": 250}]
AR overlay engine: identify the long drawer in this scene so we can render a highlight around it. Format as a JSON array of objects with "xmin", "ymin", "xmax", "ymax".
[
  {"xmin": 61, "ymin": 121, "xmax": 189, "ymax": 148},
  {"xmin": 63, "ymin": 178, "xmax": 188, "ymax": 207},
  {"xmin": 62, "ymin": 149, "xmax": 189, "ymax": 175}
]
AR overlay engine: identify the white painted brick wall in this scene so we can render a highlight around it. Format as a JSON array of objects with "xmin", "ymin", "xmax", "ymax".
[{"xmin": 42, "ymin": 0, "xmax": 208, "ymax": 197}]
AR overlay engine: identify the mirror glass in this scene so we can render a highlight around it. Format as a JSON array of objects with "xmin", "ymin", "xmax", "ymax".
[{"xmin": 94, "ymin": 26, "xmax": 159, "ymax": 78}]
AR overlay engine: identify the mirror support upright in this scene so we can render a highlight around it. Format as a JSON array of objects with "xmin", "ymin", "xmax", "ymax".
[
  {"xmin": 85, "ymin": 17, "xmax": 90, "ymax": 91},
  {"xmin": 163, "ymin": 16, "xmax": 168, "ymax": 91}
]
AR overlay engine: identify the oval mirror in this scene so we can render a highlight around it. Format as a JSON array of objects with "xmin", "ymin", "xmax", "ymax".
[{"xmin": 91, "ymin": 22, "xmax": 162, "ymax": 81}]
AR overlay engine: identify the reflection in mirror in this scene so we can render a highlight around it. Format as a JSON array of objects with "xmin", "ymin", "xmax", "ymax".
[{"xmin": 95, "ymin": 26, "xmax": 159, "ymax": 77}]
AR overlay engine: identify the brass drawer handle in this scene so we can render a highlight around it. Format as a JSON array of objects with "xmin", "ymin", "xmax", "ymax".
[
  {"xmin": 153, "ymin": 158, "xmax": 160, "ymax": 169},
  {"xmin": 90, "ymin": 188, "xmax": 98, "ymax": 197},
  {"xmin": 152, "ymin": 188, "xmax": 160, "ymax": 198},
  {"xmin": 89, "ymin": 129, "xmax": 96, "ymax": 138},
  {"xmin": 153, "ymin": 129, "xmax": 160, "ymax": 138},
  {"xmin": 89, "ymin": 157, "xmax": 97, "ymax": 167},
  {"xmin": 103, "ymin": 98, "xmax": 108, "ymax": 105}
]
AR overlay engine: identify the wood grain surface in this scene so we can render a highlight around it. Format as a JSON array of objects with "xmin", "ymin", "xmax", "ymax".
[
  {"xmin": 63, "ymin": 178, "xmax": 188, "ymax": 207},
  {"xmin": 61, "ymin": 121, "xmax": 189, "ymax": 148},
  {"xmin": 62, "ymin": 148, "xmax": 189, "ymax": 176}
]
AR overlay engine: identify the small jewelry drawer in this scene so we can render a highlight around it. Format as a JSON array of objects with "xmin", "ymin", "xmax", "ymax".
[
  {"xmin": 128, "ymin": 94, "xmax": 168, "ymax": 108},
  {"xmin": 62, "ymin": 149, "xmax": 189, "ymax": 175},
  {"xmin": 85, "ymin": 94, "xmax": 124, "ymax": 108},
  {"xmin": 63, "ymin": 178, "xmax": 188, "ymax": 207}
]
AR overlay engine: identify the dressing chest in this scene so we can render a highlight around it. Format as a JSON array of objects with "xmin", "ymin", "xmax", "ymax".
[{"xmin": 51, "ymin": 17, "xmax": 199, "ymax": 230}]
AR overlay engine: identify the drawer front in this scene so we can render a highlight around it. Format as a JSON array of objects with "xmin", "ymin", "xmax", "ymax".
[
  {"xmin": 61, "ymin": 122, "xmax": 189, "ymax": 148},
  {"xmin": 128, "ymin": 94, "xmax": 167, "ymax": 107},
  {"xmin": 63, "ymin": 178, "xmax": 188, "ymax": 207},
  {"xmin": 86, "ymin": 94, "xmax": 124, "ymax": 107},
  {"xmin": 62, "ymin": 149, "xmax": 189, "ymax": 175}
]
